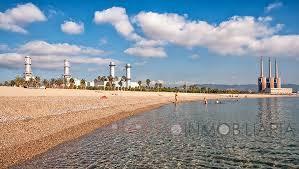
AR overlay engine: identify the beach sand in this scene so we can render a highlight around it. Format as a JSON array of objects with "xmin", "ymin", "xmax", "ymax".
[{"xmin": 0, "ymin": 86, "xmax": 292, "ymax": 168}]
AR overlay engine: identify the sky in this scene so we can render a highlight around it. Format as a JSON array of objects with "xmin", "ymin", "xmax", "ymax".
[{"xmin": 0, "ymin": 0, "xmax": 298, "ymax": 85}]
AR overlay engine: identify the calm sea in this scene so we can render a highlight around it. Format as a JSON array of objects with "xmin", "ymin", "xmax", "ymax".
[{"xmin": 14, "ymin": 97, "xmax": 299, "ymax": 168}]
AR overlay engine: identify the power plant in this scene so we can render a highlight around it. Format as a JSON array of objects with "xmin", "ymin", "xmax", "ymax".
[
  {"xmin": 125, "ymin": 63, "xmax": 131, "ymax": 87},
  {"xmin": 24, "ymin": 56, "xmax": 34, "ymax": 81},
  {"xmin": 258, "ymin": 57, "xmax": 292, "ymax": 94},
  {"xmin": 109, "ymin": 61, "xmax": 116, "ymax": 78}
]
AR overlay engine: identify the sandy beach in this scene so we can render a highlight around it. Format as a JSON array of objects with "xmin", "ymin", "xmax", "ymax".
[{"xmin": 0, "ymin": 86, "xmax": 294, "ymax": 168}]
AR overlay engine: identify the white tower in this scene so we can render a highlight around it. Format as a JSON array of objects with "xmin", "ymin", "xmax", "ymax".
[
  {"xmin": 63, "ymin": 59, "xmax": 71, "ymax": 80},
  {"xmin": 109, "ymin": 61, "xmax": 116, "ymax": 78},
  {"xmin": 24, "ymin": 56, "xmax": 33, "ymax": 81},
  {"xmin": 125, "ymin": 63, "xmax": 131, "ymax": 88}
]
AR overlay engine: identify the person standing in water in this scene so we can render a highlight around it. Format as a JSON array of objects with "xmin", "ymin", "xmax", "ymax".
[{"xmin": 204, "ymin": 97, "xmax": 208, "ymax": 104}]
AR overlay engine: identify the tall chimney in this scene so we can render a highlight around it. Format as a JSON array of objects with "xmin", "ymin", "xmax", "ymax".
[
  {"xmin": 64, "ymin": 59, "xmax": 71, "ymax": 79},
  {"xmin": 125, "ymin": 63, "xmax": 131, "ymax": 88},
  {"xmin": 260, "ymin": 56, "xmax": 263, "ymax": 77},
  {"xmin": 275, "ymin": 58, "xmax": 278, "ymax": 78},
  {"xmin": 268, "ymin": 57, "xmax": 271, "ymax": 78},
  {"xmin": 109, "ymin": 61, "xmax": 116, "ymax": 78},
  {"xmin": 24, "ymin": 56, "xmax": 33, "ymax": 81}
]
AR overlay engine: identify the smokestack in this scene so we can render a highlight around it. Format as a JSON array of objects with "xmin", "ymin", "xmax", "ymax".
[
  {"xmin": 268, "ymin": 57, "xmax": 271, "ymax": 78},
  {"xmin": 109, "ymin": 62, "xmax": 116, "ymax": 78},
  {"xmin": 125, "ymin": 63, "xmax": 131, "ymax": 87},
  {"xmin": 24, "ymin": 56, "xmax": 32, "ymax": 81},
  {"xmin": 260, "ymin": 56, "xmax": 263, "ymax": 77},
  {"xmin": 275, "ymin": 58, "xmax": 278, "ymax": 78},
  {"xmin": 64, "ymin": 59, "xmax": 71, "ymax": 79}
]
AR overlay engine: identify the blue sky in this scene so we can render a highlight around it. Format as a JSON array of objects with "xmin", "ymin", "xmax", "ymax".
[{"xmin": 0, "ymin": 0, "xmax": 298, "ymax": 85}]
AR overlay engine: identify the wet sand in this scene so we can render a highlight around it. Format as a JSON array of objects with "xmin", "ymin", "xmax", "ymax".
[{"xmin": 0, "ymin": 87, "xmax": 292, "ymax": 168}]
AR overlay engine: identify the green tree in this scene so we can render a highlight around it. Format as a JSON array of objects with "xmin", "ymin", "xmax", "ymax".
[
  {"xmin": 4, "ymin": 81, "xmax": 9, "ymax": 86},
  {"xmin": 35, "ymin": 76, "xmax": 41, "ymax": 87},
  {"xmin": 146, "ymin": 79, "xmax": 151, "ymax": 88},
  {"xmin": 138, "ymin": 80, "xmax": 142, "ymax": 89},
  {"xmin": 69, "ymin": 78, "xmax": 75, "ymax": 89},
  {"xmin": 80, "ymin": 79, "xmax": 86, "ymax": 89},
  {"xmin": 107, "ymin": 75, "xmax": 114, "ymax": 90},
  {"xmin": 28, "ymin": 77, "xmax": 34, "ymax": 87},
  {"xmin": 118, "ymin": 80, "xmax": 123, "ymax": 90},
  {"xmin": 50, "ymin": 78, "xmax": 55, "ymax": 88},
  {"xmin": 43, "ymin": 79, "xmax": 49, "ymax": 87},
  {"xmin": 14, "ymin": 76, "xmax": 24, "ymax": 87},
  {"xmin": 10, "ymin": 80, "xmax": 16, "ymax": 86}
]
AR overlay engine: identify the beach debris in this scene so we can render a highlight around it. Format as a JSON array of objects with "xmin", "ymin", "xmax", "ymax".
[{"xmin": 100, "ymin": 96, "xmax": 108, "ymax": 99}]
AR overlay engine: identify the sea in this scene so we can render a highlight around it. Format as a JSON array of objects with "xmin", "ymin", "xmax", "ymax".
[{"xmin": 14, "ymin": 97, "xmax": 299, "ymax": 168}]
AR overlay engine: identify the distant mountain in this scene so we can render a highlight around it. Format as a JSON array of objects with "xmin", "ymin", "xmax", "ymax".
[{"xmin": 194, "ymin": 84, "xmax": 299, "ymax": 92}]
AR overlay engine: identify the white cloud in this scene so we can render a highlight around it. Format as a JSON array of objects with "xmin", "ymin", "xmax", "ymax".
[
  {"xmin": 0, "ymin": 44, "xmax": 9, "ymax": 51},
  {"xmin": 134, "ymin": 11, "xmax": 299, "ymax": 57},
  {"xmin": 99, "ymin": 37, "xmax": 108, "ymax": 45},
  {"xmin": 61, "ymin": 21, "xmax": 84, "ymax": 35},
  {"xmin": 0, "ymin": 3, "xmax": 46, "ymax": 34},
  {"xmin": 94, "ymin": 7, "xmax": 141, "ymax": 41},
  {"xmin": 190, "ymin": 54, "xmax": 200, "ymax": 60},
  {"xmin": 0, "ymin": 41, "xmax": 119, "ymax": 70},
  {"xmin": 134, "ymin": 60, "xmax": 147, "ymax": 66},
  {"xmin": 265, "ymin": 2, "xmax": 283, "ymax": 13},
  {"xmin": 124, "ymin": 46, "xmax": 167, "ymax": 58},
  {"xmin": 18, "ymin": 40, "xmax": 104, "ymax": 56}
]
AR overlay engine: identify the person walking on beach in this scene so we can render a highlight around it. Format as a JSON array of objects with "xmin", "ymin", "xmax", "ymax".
[{"xmin": 175, "ymin": 92, "xmax": 178, "ymax": 103}]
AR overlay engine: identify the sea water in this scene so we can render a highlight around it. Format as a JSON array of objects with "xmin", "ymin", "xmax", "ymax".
[{"xmin": 14, "ymin": 97, "xmax": 299, "ymax": 168}]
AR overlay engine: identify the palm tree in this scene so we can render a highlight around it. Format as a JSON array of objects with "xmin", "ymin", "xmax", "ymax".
[
  {"xmin": 43, "ymin": 79, "xmax": 49, "ymax": 88},
  {"xmin": 50, "ymin": 78, "xmax": 55, "ymax": 88},
  {"xmin": 80, "ymin": 79, "xmax": 86, "ymax": 89},
  {"xmin": 35, "ymin": 76, "xmax": 41, "ymax": 87},
  {"xmin": 100, "ymin": 76, "xmax": 107, "ymax": 82},
  {"xmin": 4, "ymin": 81, "xmax": 9, "ymax": 86},
  {"xmin": 158, "ymin": 83, "xmax": 162, "ymax": 89},
  {"xmin": 146, "ymin": 79, "xmax": 151, "ymax": 88},
  {"xmin": 108, "ymin": 75, "xmax": 114, "ymax": 90},
  {"xmin": 69, "ymin": 78, "xmax": 75, "ymax": 89},
  {"xmin": 29, "ymin": 77, "xmax": 34, "ymax": 87},
  {"xmin": 10, "ymin": 80, "xmax": 16, "ymax": 86},
  {"xmin": 155, "ymin": 83, "xmax": 159, "ymax": 91},
  {"xmin": 55, "ymin": 78, "xmax": 63, "ymax": 88},
  {"xmin": 138, "ymin": 80, "xmax": 142, "ymax": 89},
  {"xmin": 14, "ymin": 76, "xmax": 24, "ymax": 87},
  {"xmin": 118, "ymin": 80, "xmax": 123, "ymax": 90}
]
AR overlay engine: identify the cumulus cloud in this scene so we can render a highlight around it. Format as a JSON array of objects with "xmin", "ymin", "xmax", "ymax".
[
  {"xmin": 93, "ymin": 7, "xmax": 168, "ymax": 58},
  {"xmin": 124, "ymin": 46, "xmax": 167, "ymax": 58},
  {"xmin": 265, "ymin": 2, "xmax": 283, "ymax": 13},
  {"xmin": 134, "ymin": 11, "xmax": 299, "ymax": 57},
  {"xmin": 0, "ymin": 41, "xmax": 119, "ymax": 70},
  {"xmin": 18, "ymin": 40, "xmax": 104, "ymax": 56},
  {"xmin": 0, "ymin": 3, "xmax": 46, "ymax": 34},
  {"xmin": 61, "ymin": 21, "xmax": 84, "ymax": 35},
  {"xmin": 94, "ymin": 7, "xmax": 141, "ymax": 41}
]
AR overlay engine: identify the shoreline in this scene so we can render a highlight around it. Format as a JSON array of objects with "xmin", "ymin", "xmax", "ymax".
[{"xmin": 0, "ymin": 87, "xmax": 296, "ymax": 168}]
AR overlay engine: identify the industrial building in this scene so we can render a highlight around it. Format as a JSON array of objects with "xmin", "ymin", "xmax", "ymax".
[
  {"xmin": 258, "ymin": 57, "xmax": 292, "ymax": 94},
  {"xmin": 60, "ymin": 59, "xmax": 139, "ymax": 88},
  {"xmin": 93, "ymin": 62, "xmax": 139, "ymax": 88},
  {"xmin": 24, "ymin": 56, "xmax": 34, "ymax": 81}
]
